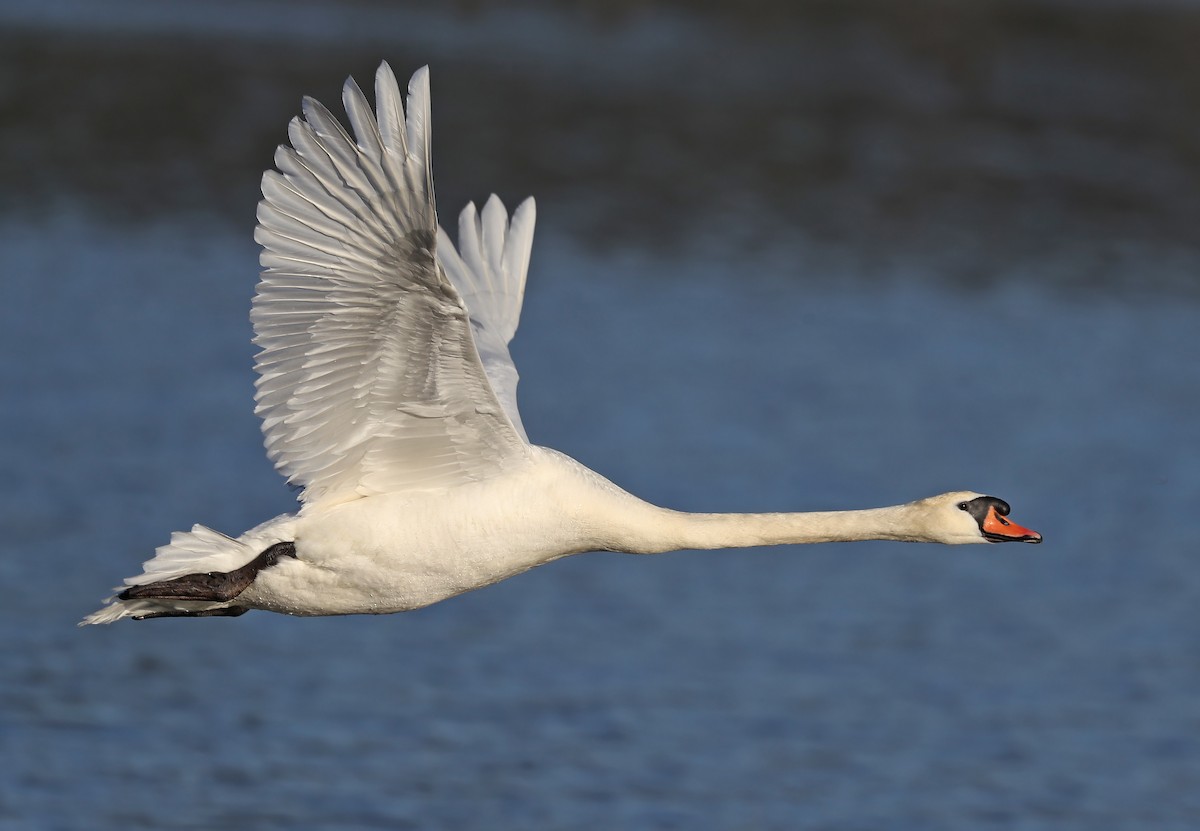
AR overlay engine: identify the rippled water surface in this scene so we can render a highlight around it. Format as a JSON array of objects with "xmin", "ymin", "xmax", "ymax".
[{"xmin": 3, "ymin": 3, "xmax": 1200, "ymax": 829}]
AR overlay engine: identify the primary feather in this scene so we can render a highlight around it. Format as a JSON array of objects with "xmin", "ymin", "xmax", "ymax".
[
  {"xmin": 437, "ymin": 195, "xmax": 536, "ymax": 440},
  {"xmin": 252, "ymin": 63, "xmax": 530, "ymax": 504}
]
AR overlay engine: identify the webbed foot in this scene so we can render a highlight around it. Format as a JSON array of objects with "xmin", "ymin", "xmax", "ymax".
[
  {"xmin": 119, "ymin": 541, "xmax": 296, "ymax": 602},
  {"xmin": 132, "ymin": 606, "xmax": 249, "ymax": 620}
]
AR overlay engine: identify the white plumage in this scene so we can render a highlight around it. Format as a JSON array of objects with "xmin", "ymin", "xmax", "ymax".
[
  {"xmin": 83, "ymin": 64, "xmax": 1039, "ymax": 625},
  {"xmin": 252, "ymin": 64, "xmax": 527, "ymax": 503}
]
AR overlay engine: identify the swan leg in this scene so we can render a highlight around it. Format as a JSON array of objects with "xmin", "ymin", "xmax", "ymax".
[
  {"xmin": 132, "ymin": 606, "xmax": 249, "ymax": 620},
  {"xmin": 119, "ymin": 541, "xmax": 296, "ymax": 603}
]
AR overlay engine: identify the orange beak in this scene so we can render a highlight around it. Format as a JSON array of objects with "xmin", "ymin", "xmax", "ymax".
[{"xmin": 982, "ymin": 506, "xmax": 1042, "ymax": 543}]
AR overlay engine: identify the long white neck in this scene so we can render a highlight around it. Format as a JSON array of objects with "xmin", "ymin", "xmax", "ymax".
[
  {"xmin": 537, "ymin": 449, "xmax": 952, "ymax": 555},
  {"xmin": 605, "ymin": 502, "xmax": 937, "ymax": 554}
]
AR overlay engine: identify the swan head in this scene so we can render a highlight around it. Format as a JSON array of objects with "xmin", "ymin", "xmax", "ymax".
[{"xmin": 919, "ymin": 491, "xmax": 1042, "ymax": 545}]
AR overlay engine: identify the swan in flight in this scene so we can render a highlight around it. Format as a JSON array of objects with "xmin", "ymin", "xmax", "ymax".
[{"xmin": 83, "ymin": 64, "xmax": 1040, "ymax": 625}]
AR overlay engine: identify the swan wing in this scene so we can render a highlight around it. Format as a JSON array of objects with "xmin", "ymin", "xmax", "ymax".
[
  {"xmin": 252, "ymin": 64, "xmax": 528, "ymax": 504},
  {"xmin": 437, "ymin": 195, "xmax": 535, "ymax": 440}
]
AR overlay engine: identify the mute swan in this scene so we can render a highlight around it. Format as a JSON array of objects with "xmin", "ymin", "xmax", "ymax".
[{"xmin": 82, "ymin": 64, "xmax": 1040, "ymax": 625}]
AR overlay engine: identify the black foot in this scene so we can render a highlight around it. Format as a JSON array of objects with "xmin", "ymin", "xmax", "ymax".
[
  {"xmin": 133, "ymin": 606, "xmax": 249, "ymax": 620},
  {"xmin": 120, "ymin": 541, "xmax": 297, "ymax": 603}
]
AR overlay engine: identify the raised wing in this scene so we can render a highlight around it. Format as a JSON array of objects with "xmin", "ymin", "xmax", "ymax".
[
  {"xmin": 252, "ymin": 64, "xmax": 529, "ymax": 504},
  {"xmin": 437, "ymin": 195, "xmax": 535, "ymax": 440}
]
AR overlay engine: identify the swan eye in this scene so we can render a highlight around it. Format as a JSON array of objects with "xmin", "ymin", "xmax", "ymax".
[{"xmin": 957, "ymin": 502, "xmax": 969, "ymax": 511}]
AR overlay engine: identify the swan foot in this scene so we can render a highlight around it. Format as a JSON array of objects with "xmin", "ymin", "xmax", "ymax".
[
  {"xmin": 132, "ymin": 606, "xmax": 249, "ymax": 620},
  {"xmin": 119, "ymin": 541, "xmax": 296, "ymax": 603}
]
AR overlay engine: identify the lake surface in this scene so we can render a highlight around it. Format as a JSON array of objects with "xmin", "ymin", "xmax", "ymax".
[{"xmin": 3, "ymin": 3, "xmax": 1199, "ymax": 829}]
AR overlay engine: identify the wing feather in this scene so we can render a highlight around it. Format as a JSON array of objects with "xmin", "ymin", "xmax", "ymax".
[
  {"xmin": 436, "ymin": 195, "xmax": 536, "ymax": 440},
  {"xmin": 374, "ymin": 63, "xmax": 407, "ymax": 154},
  {"xmin": 253, "ymin": 63, "xmax": 529, "ymax": 504}
]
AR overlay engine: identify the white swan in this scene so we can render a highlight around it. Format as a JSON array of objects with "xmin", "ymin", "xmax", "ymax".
[{"xmin": 82, "ymin": 64, "xmax": 1040, "ymax": 625}]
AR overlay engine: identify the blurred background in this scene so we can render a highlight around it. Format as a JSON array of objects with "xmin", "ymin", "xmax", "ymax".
[{"xmin": 3, "ymin": 0, "xmax": 1199, "ymax": 828}]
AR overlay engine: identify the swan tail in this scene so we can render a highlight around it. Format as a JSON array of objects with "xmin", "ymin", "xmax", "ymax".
[{"xmin": 81, "ymin": 520, "xmax": 286, "ymax": 625}]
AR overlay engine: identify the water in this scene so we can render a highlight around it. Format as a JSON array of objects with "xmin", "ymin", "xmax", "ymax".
[{"xmin": 3, "ymin": 3, "xmax": 1200, "ymax": 829}]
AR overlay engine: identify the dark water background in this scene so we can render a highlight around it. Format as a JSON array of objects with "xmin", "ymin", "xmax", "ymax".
[{"xmin": 3, "ymin": 1, "xmax": 1200, "ymax": 828}]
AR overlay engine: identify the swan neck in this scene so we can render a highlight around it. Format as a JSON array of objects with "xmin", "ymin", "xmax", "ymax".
[{"xmin": 621, "ymin": 503, "xmax": 931, "ymax": 553}]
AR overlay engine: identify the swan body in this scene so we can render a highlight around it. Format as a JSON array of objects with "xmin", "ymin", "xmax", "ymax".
[{"xmin": 82, "ymin": 64, "xmax": 1039, "ymax": 625}]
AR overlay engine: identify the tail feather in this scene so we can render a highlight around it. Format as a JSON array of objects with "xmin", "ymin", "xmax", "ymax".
[
  {"xmin": 81, "ymin": 521, "xmax": 277, "ymax": 625},
  {"xmin": 129, "ymin": 524, "xmax": 252, "ymax": 586}
]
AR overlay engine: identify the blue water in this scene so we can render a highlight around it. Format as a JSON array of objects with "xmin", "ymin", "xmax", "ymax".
[{"xmin": 3, "ymin": 4, "xmax": 1200, "ymax": 829}]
